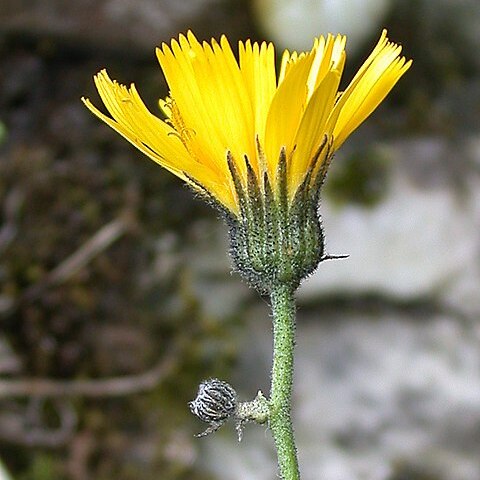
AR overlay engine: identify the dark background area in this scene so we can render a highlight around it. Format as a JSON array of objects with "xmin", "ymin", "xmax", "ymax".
[{"xmin": 1, "ymin": 1, "xmax": 480, "ymax": 479}]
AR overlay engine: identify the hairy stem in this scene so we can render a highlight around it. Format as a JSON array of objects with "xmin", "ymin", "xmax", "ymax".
[{"xmin": 269, "ymin": 283, "xmax": 300, "ymax": 480}]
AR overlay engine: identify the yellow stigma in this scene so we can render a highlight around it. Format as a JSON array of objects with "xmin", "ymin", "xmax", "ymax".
[{"xmin": 82, "ymin": 29, "xmax": 411, "ymax": 216}]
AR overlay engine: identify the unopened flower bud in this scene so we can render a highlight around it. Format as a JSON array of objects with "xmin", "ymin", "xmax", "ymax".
[{"xmin": 189, "ymin": 378, "xmax": 237, "ymax": 437}]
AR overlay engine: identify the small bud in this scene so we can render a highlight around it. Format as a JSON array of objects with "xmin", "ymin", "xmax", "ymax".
[{"xmin": 189, "ymin": 378, "xmax": 237, "ymax": 437}]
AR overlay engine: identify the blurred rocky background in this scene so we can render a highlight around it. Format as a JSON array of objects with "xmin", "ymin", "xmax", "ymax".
[{"xmin": 0, "ymin": 0, "xmax": 479, "ymax": 479}]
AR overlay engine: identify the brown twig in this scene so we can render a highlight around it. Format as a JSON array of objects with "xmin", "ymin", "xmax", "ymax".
[
  {"xmin": 67, "ymin": 429, "xmax": 96, "ymax": 480},
  {"xmin": 0, "ymin": 399, "xmax": 77, "ymax": 447},
  {"xmin": 0, "ymin": 187, "xmax": 24, "ymax": 256},
  {"xmin": 0, "ymin": 342, "xmax": 179, "ymax": 399},
  {"xmin": 0, "ymin": 213, "xmax": 133, "ymax": 317},
  {"xmin": 23, "ymin": 214, "xmax": 132, "ymax": 301}
]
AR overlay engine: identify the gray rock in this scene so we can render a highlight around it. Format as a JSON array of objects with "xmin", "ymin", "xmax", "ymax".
[
  {"xmin": 200, "ymin": 309, "xmax": 480, "ymax": 480},
  {"xmin": 252, "ymin": 0, "xmax": 392, "ymax": 52},
  {"xmin": 299, "ymin": 137, "xmax": 480, "ymax": 311},
  {"xmin": 186, "ymin": 219, "xmax": 251, "ymax": 319},
  {"xmin": 0, "ymin": 0, "xmax": 243, "ymax": 55},
  {"xmin": 0, "ymin": 336, "xmax": 21, "ymax": 375}
]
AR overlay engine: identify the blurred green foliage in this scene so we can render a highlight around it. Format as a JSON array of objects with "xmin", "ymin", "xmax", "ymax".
[
  {"xmin": 0, "ymin": 121, "xmax": 6, "ymax": 144},
  {"xmin": 324, "ymin": 147, "xmax": 392, "ymax": 208}
]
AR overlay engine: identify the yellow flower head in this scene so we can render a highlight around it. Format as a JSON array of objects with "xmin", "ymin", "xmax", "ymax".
[{"xmin": 83, "ymin": 30, "xmax": 411, "ymax": 217}]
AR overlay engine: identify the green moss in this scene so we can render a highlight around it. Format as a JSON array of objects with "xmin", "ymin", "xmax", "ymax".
[
  {"xmin": 18, "ymin": 454, "xmax": 62, "ymax": 480},
  {"xmin": 324, "ymin": 146, "xmax": 392, "ymax": 208},
  {"xmin": 0, "ymin": 121, "xmax": 6, "ymax": 144},
  {"xmin": 389, "ymin": 462, "xmax": 441, "ymax": 480}
]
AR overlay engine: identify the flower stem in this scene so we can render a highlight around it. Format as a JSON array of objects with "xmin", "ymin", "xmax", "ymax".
[{"xmin": 269, "ymin": 283, "xmax": 300, "ymax": 480}]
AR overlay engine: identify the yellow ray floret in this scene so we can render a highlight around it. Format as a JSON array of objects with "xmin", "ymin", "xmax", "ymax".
[{"xmin": 83, "ymin": 29, "xmax": 411, "ymax": 216}]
